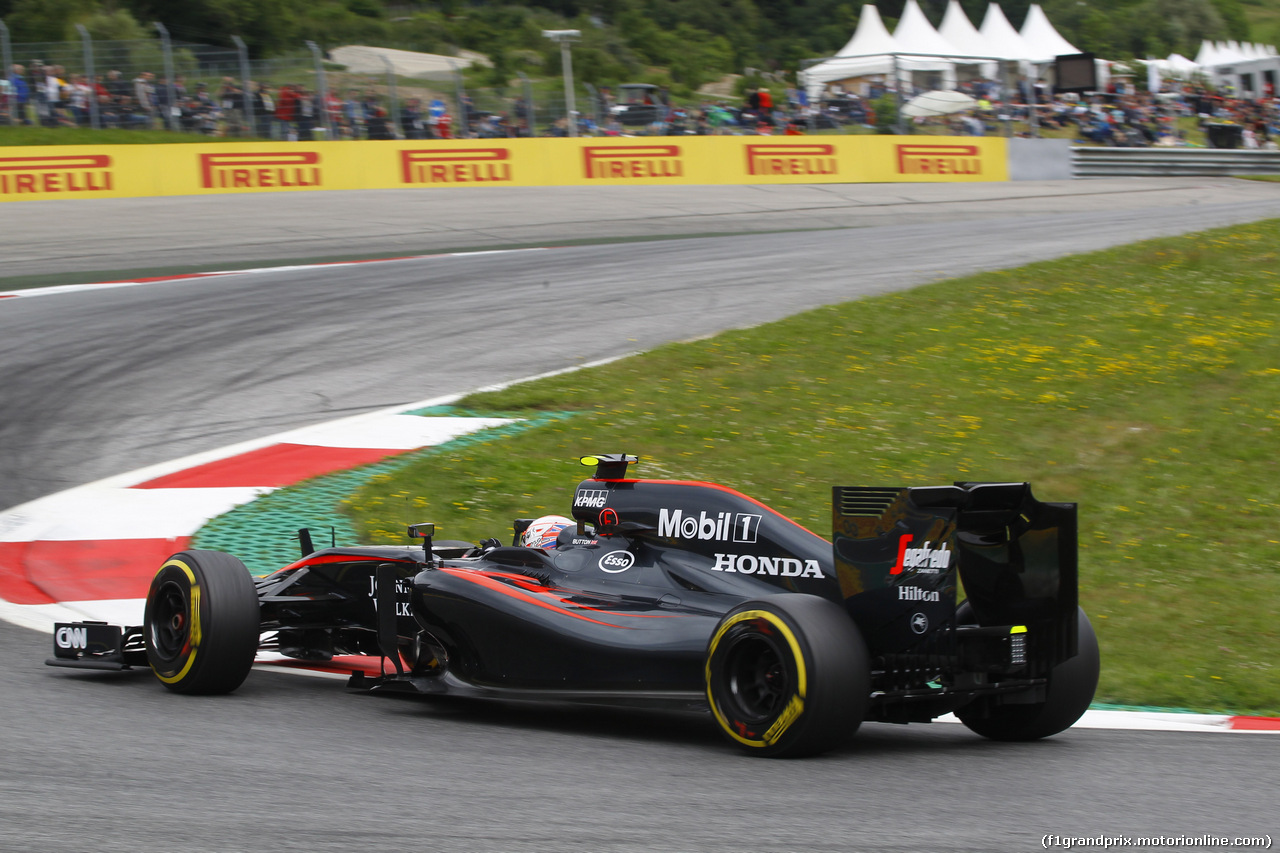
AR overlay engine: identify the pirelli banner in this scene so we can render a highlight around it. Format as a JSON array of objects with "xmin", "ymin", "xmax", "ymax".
[{"xmin": 0, "ymin": 136, "xmax": 1007, "ymax": 202}]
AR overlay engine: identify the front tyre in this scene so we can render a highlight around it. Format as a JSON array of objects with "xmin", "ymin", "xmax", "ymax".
[
  {"xmin": 956, "ymin": 607, "xmax": 1100, "ymax": 741},
  {"xmin": 144, "ymin": 550, "xmax": 260, "ymax": 695},
  {"xmin": 705, "ymin": 595, "xmax": 870, "ymax": 758}
]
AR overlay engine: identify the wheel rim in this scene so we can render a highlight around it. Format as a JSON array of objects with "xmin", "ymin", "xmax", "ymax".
[
  {"xmin": 149, "ymin": 578, "xmax": 190, "ymax": 662},
  {"xmin": 722, "ymin": 634, "xmax": 789, "ymax": 724}
]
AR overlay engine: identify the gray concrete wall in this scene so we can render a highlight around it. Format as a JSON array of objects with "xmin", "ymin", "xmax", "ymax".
[{"xmin": 1009, "ymin": 137, "xmax": 1074, "ymax": 180}]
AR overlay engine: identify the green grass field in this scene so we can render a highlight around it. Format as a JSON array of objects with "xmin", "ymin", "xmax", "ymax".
[{"xmin": 343, "ymin": 219, "xmax": 1280, "ymax": 716}]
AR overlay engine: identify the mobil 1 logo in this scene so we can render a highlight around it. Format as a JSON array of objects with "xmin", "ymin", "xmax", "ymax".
[{"xmin": 658, "ymin": 509, "xmax": 762, "ymax": 543}]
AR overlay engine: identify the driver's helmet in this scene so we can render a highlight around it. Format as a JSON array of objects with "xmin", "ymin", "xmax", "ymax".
[{"xmin": 522, "ymin": 515, "xmax": 575, "ymax": 550}]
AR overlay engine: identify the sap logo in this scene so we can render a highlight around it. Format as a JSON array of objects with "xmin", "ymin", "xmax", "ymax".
[
  {"xmin": 712, "ymin": 553, "xmax": 824, "ymax": 579},
  {"xmin": 658, "ymin": 509, "xmax": 762, "ymax": 543},
  {"xmin": 55, "ymin": 626, "xmax": 88, "ymax": 650},
  {"xmin": 891, "ymin": 536, "xmax": 952, "ymax": 575},
  {"xmin": 897, "ymin": 586, "xmax": 941, "ymax": 602},
  {"xmin": 598, "ymin": 551, "xmax": 635, "ymax": 573},
  {"xmin": 574, "ymin": 489, "xmax": 609, "ymax": 508}
]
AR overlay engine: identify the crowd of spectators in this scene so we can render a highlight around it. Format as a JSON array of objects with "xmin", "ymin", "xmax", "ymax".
[
  {"xmin": 900, "ymin": 77, "xmax": 1280, "ymax": 148},
  {"xmin": 4, "ymin": 57, "xmax": 1279, "ymax": 145}
]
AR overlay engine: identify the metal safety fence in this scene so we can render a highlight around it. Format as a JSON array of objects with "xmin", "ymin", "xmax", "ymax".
[
  {"xmin": 0, "ymin": 31, "xmax": 584, "ymax": 140},
  {"xmin": 2, "ymin": 29, "xmax": 863, "ymax": 141}
]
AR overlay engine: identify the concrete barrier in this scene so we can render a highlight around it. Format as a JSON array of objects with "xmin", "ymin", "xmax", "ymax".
[{"xmin": 1008, "ymin": 137, "xmax": 1074, "ymax": 181}]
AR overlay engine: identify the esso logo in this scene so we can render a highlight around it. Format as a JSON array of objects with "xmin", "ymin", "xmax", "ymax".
[{"xmin": 598, "ymin": 551, "xmax": 635, "ymax": 573}]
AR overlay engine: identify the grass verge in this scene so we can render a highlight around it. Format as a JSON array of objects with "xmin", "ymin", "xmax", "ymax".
[
  {"xmin": 339, "ymin": 218, "xmax": 1280, "ymax": 715},
  {"xmin": 0, "ymin": 126, "xmax": 241, "ymax": 146}
]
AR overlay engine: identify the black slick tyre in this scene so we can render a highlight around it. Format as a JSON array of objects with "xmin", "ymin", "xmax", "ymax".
[
  {"xmin": 705, "ymin": 594, "xmax": 870, "ymax": 758},
  {"xmin": 144, "ymin": 550, "xmax": 260, "ymax": 695},
  {"xmin": 956, "ymin": 607, "xmax": 1100, "ymax": 741}
]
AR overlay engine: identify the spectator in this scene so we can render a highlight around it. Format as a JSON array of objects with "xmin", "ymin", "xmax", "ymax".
[
  {"xmin": 401, "ymin": 97, "xmax": 425, "ymax": 139},
  {"xmin": 7, "ymin": 64, "xmax": 30, "ymax": 124},
  {"xmin": 68, "ymin": 74, "xmax": 92, "ymax": 126},
  {"xmin": 295, "ymin": 85, "xmax": 316, "ymax": 139},
  {"xmin": 41, "ymin": 64, "xmax": 69, "ymax": 126},
  {"xmin": 133, "ymin": 71, "xmax": 156, "ymax": 128},
  {"xmin": 275, "ymin": 83, "xmax": 298, "ymax": 139},
  {"xmin": 153, "ymin": 75, "xmax": 173, "ymax": 126},
  {"xmin": 253, "ymin": 82, "xmax": 273, "ymax": 138},
  {"xmin": 218, "ymin": 77, "xmax": 246, "ymax": 136},
  {"xmin": 366, "ymin": 106, "xmax": 393, "ymax": 140},
  {"xmin": 105, "ymin": 70, "xmax": 128, "ymax": 101}
]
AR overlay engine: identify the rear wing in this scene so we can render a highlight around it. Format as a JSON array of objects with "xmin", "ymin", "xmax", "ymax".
[{"xmin": 833, "ymin": 483, "xmax": 1078, "ymax": 665}]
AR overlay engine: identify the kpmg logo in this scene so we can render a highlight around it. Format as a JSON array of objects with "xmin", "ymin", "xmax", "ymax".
[
  {"xmin": 895, "ymin": 144, "xmax": 982, "ymax": 176},
  {"xmin": 583, "ymin": 145, "xmax": 683, "ymax": 179},
  {"xmin": 199, "ymin": 151, "xmax": 322, "ymax": 189},
  {"xmin": 745, "ymin": 144, "xmax": 837, "ymax": 177},
  {"xmin": 573, "ymin": 489, "xmax": 609, "ymax": 508},
  {"xmin": 400, "ymin": 148, "xmax": 512, "ymax": 184},
  {"xmin": 0, "ymin": 154, "xmax": 113, "ymax": 195}
]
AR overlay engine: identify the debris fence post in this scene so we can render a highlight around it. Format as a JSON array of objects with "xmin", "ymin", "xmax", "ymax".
[
  {"xmin": 153, "ymin": 22, "xmax": 178, "ymax": 131},
  {"xmin": 74, "ymin": 25, "xmax": 100, "ymax": 130}
]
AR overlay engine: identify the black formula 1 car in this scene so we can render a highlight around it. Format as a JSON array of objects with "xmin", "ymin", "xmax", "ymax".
[{"xmin": 48, "ymin": 454, "xmax": 1100, "ymax": 757}]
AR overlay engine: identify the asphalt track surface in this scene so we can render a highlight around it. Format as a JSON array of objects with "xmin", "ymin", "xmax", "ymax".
[{"xmin": 3, "ymin": 178, "xmax": 1279, "ymax": 852}]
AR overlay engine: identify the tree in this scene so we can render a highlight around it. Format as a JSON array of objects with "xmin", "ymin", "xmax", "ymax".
[{"xmin": 6, "ymin": 0, "xmax": 97, "ymax": 41}]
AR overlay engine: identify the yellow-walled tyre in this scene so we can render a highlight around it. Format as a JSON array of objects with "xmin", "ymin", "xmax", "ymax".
[
  {"xmin": 144, "ymin": 550, "xmax": 260, "ymax": 695},
  {"xmin": 705, "ymin": 594, "xmax": 870, "ymax": 758}
]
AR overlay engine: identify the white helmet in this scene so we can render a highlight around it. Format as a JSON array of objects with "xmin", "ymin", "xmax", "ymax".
[{"xmin": 522, "ymin": 515, "xmax": 574, "ymax": 550}]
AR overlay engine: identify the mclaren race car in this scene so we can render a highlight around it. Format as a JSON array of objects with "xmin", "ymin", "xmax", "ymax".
[{"xmin": 48, "ymin": 454, "xmax": 1100, "ymax": 757}]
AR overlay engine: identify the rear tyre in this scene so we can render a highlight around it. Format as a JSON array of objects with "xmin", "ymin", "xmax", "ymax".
[
  {"xmin": 144, "ymin": 550, "xmax": 260, "ymax": 695},
  {"xmin": 705, "ymin": 594, "xmax": 870, "ymax": 758},
  {"xmin": 956, "ymin": 607, "xmax": 1100, "ymax": 741}
]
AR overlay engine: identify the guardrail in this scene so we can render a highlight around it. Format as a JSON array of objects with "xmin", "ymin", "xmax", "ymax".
[{"xmin": 1073, "ymin": 147, "xmax": 1280, "ymax": 177}]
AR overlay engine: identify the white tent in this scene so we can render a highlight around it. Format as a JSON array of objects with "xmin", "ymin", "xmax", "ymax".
[
  {"xmin": 893, "ymin": 0, "xmax": 965, "ymax": 87},
  {"xmin": 1166, "ymin": 53, "xmax": 1201, "ymax": 76},
  {"xmin": 978, "ymin": 3, "xmax": 1035, "ymax": 62},
  {"xmin": 1019, "ymin": 4, "xmax": 1080, "ymax": 62},
  {"xmin": 939, "ymin": 0, "xmax": 997, "ymax": 77},
  {"xmin": 831, "ymin": 1, "xmax": 898, "ymax": 58},
  {"xmin": 894, "ymin": 0, "xmax": 963, "ymax": 60},
  {"xmin": 803, "ymin": 4, "xmax": 954, "ymax": 96}
]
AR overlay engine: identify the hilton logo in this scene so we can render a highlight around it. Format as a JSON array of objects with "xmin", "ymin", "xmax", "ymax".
[
  {"xmin": 582, "ymin": 145, "xmax": 683, "ymax": 179},
  {"xmin": 199, "ymin": 151, "xmax": 322, "ymax": 189},
  {"xmin": 400, "ymin": 148, "xmax": 513, "ymax": 184},
  {"xmin": 0, "ymin": 154, "xmax": 113, "ymax": 195}
]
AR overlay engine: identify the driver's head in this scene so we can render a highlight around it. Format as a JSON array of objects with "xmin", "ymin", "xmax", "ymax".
[{"xmin": 522, "ymin": 515, "xmax": 574, "ymax": 550}]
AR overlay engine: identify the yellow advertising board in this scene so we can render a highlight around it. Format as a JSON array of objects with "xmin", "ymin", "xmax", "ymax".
[{"xmin": 0, "ymin": 136, "xmax": 1007, "ymax": 203}]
